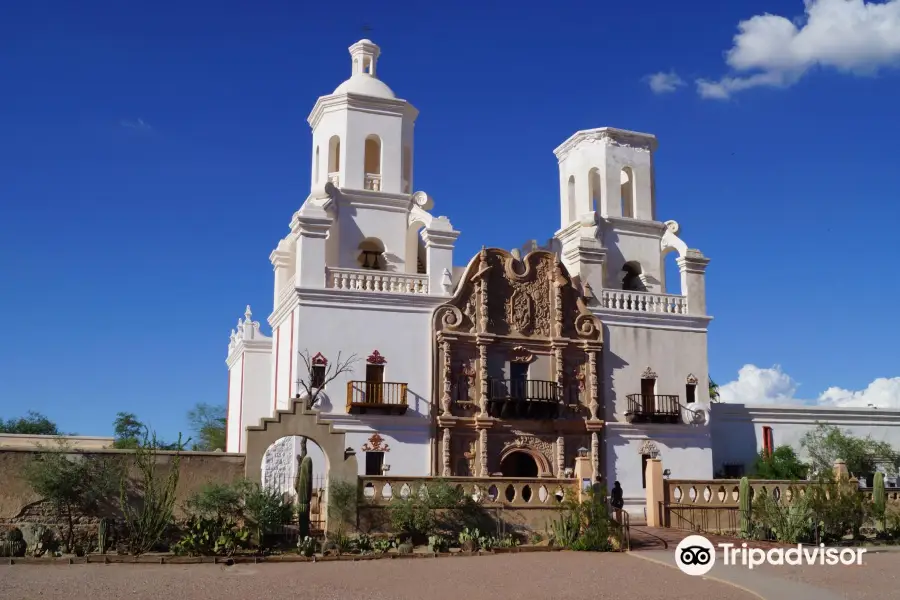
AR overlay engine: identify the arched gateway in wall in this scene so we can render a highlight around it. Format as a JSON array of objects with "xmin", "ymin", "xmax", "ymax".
[{"xmin": 244, "ymin": 399, "xmax": 358, "ymax": 531}]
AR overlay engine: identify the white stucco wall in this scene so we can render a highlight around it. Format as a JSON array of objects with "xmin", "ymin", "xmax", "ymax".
[
  {"xmin": 226, "ymin": 355, "xmax": 244, "ymax": 453},
  {"xmin": 605, "ymin": 423, "xmax": 713, "ymax": 520},
  {"xmin": 239, "ymin": 348, "xmax": 273, "ymax": 453},
  {"xmin": 599, "ymin": 317, "xmax": 710, "ymax": 422},
  {"xmin": 711, "ymin": 403, "xmax": 900, "ymax": 477},
  {"xmin": 272, "ymin": 310, "xmax": 295, "ymax": 411}
]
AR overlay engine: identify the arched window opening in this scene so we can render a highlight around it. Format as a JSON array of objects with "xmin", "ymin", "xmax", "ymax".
[
  {"xmin": 405, "ymin": 221, "xmax": 426, "ymax": 274},
  {"xmin": 621, "ymin": 167, "xmax": 635, "ymax": 218},
  {"xmin": 589, "ymin": 168, "xmax": 602, "ymax": 213},
  {"xmin": 314, "ymin": 146, "xmax": 320, "ymax": 184},
  {"xmin": 566, "ymin": 175, "xmax": 576, "ymax": 224},
  {"xmin": 363, "ymin": 57, "xmax": 374, "ymax": 76},
  {"xmin": 402, "ymin": 146, "xmax": 412, "ymax": 193},
  {"xmin": 364, "ymin": 135, "xmax": 382, "ymax": 191},
  {"xmin": 358, "ymin": 238, "xmax": 386, "ymax": 271},
  {"xmin": 328, "ymin": 136, "xmax": 341, "ymax": 186},
  {"xmin": 622, "ymin": 261, "xmax": 647, "ymax": 292},
  {"xmin": 663, "ymin": 250, "xmax": 681, "ymax": 295}
]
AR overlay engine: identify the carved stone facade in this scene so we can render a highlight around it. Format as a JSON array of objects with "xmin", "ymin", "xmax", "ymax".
[{"xmin": 432, "ymin": 248, "xmax": 604, "ymax": 479}]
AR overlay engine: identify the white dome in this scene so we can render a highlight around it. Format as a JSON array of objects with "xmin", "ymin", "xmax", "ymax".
[{"xmin": 333, "ymin": 74, "xmax": 396, "ymax": 99}]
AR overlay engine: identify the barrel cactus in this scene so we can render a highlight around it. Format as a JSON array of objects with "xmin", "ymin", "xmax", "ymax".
[
  {"xmin": 296, "ymin": 455, "xmax": 313, "ymax": 538},
  {"xmin": 739, "ymin": 477, "xmax": 751, "ymax": 538},
  {"xmin": 874, "ymin": 472, "xmax": 886, "ymax": 531}
]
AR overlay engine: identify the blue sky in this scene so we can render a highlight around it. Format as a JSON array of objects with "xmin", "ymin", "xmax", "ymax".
[{"xmin": 2, "ymin": 0, "xmax": 900, "ymax": 439}]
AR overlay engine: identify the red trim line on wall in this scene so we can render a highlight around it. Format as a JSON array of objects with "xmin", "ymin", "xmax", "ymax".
[
  {"xmin": 225, "ymin": 369, "xmax": 231, "ymax": 451},
  {"xmin": 237, "ymin": 356, "xmax": 245, "ymax": 453},
  {"xmin": 274, "ymin": 326, "xmax": 281, "ymax": 412},
  {"xmin": 288, "ymin": 309, "xmax": 295, "ymax": 401}
]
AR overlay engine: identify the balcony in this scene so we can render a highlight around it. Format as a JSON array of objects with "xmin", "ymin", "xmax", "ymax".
[
  {"xmin": 327, "ymin": 267, "xmax": 429, "ymax": 294},
  {"xmin": 625, "ymin": 394, "xmax": 681, "ymax": 424},
  {"xmin": 328, "ymin": 172, "xmax": 340, "ymax": 186},
  {"xmin": 600, "ymin": 290, "xmax": 687, "ymax": 315},
  {"xmin": 364, "ymin": 173, "xmax": 382, "ymax": 191},
  {"xmin": 486, "ymin": 378, "xmax": 561, "ymax": 420},
  {"xmin": 346, "ymin": 381, "xmax": 408, "ymax": 415}
]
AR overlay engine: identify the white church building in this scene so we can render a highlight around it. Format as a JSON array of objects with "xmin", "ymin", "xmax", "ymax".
[{"xmin": 225, "ymin": 39, "xmax": 716, "ymax": 516}]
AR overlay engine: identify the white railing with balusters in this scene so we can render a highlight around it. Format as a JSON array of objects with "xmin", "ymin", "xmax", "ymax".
[
  {"xmin": 600, "ymin": 289, "xmax": 688, "ymax": 315},
  {"xmin": 364, "ymin": 173, "xmax": 382, "ymax": 191},
  {"xmin": 327, "ymin": 172, "xmax": 340, "ymax": 186},
  {"xmin": 328, "ymin": 267, "xmax": 429, "ymax": 294}
]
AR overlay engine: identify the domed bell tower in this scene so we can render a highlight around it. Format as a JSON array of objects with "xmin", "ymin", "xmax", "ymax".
[{"xmin": 307, "ymin": 39, "xmax": 418, "ymax": 196}]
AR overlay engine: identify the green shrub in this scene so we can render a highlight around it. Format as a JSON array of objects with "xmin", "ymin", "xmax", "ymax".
[
  {"xmin": 240, "ymin": 481, "xmax": 293, "ymax": 548},
  {"xmin": 806, "ymin": 477, "xmax": 872, "ymax": 543},
  {"xmin": 548, "ymin": 488, "xmax": 618, "ymax": 552},
  {"xmin": 171, "ymin": 516, "xmax": 250, "ymax": 557},
  {"xmin": 387, "ymin": 480, "xmax": 486, "ymax": 541},
  {"xmin": 751, "ymin": 486, "xmax": 813, "ymax": 543}
]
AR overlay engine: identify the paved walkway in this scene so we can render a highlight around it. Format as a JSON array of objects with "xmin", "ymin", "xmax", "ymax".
[
  {"xmin": 629, "ymin": 526, "xmax": 788, "ymax": 551},
  {"xmin": 627, "ymin": 530, "xmax": 897, "ymax": 600},
  {"xmin": 0, "ymin": 553, "xmax": 758, "ymax": 600}
]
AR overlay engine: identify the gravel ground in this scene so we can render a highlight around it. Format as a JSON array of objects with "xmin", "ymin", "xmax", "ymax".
[
  {"xmin": 754, "ymin": 549, "xmax": 900, "ymax": 600},
  {"xmin": 0, "ymin": 553, "xmax": 758, "ymax": 600}
]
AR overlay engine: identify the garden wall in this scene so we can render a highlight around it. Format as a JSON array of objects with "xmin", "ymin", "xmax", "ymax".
[
  {"xmin": 0, "ymin": 447, "xmax": 246, "ymax": 524},
  {"xmin": 357, "ymin": 476, "xmax": 578, "ymax": 537}
]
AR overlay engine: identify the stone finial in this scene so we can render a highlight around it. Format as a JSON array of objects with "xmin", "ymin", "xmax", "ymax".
[{"xmin": 244, "ymin": 305, "xmax": 253, "ymax": 321}]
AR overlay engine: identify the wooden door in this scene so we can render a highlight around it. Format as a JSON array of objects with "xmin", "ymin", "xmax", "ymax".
[{"xmin": 366, "ymin": 364, "xmax": 384, "ymax": 404}]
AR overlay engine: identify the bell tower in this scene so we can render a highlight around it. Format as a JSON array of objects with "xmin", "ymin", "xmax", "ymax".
[{"xmin": 307, "ymin": 39, "xmax": 418, "ymax": 196}]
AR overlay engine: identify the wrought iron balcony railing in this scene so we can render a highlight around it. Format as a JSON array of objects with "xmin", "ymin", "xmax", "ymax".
[
  {"xmin": 625, "ymin": 394, "xmax": 681, "ymax": 424},
  {"xmin": 486, "ymin": 378, "xmax": 561, "ymax": 419},
  {"xmin": 346, "ymin": 381, "xmax": 408, "ymax": 415}
]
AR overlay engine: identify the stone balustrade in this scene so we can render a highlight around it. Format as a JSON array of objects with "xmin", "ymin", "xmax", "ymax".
[
  {"xmin": 359, "ymin": 476, "xmax": 578, "ymax": 508},
  {"xmin": 364, "ymin": 173, "xmax": 382, "ymax": 191},
  {"xmin": 328, "ymin": 268, "xmax": 429, "ymax": 294},
  {"xmin": 600, "ymin": 290, "xmax": 687, "ymax": 315}
]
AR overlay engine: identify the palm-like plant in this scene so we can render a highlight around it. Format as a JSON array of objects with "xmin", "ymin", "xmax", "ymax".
[{"xmin": 709, "ymin": 377, "xmax": 720, "ymax": 403}]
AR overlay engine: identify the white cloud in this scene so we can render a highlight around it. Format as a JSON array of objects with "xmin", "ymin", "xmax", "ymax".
[
  {"xmin": 697, "ymin": 0, "xmax": 900, "ymax": 99},
  {"xmin": 720, "ymin": 364, "xmax": 900, "ymax": 408},
  {"xmin": 120, "ymin": 118, "xmax": 153, "ymax": 132},
  {"xmin": 644, "ymin": 71, "xmax": 686, "ymax": 94}
]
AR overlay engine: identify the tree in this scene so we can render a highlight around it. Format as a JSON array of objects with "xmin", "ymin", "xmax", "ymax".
[
  {"xmin": 120, "ymin": 429, "xmax": 183, "ymax": 555},
  {"xmin": 23, "ymin": 441, "xmax": 121, "ymax": 552},
  {"xmin": 801, "ymin": 423, "xmax": 899, "ymax": 479},
  {"xmin": 187, "ymin": 403, "xmax": 226, "ymax": 451},
  {"xmin": 0, "ymin": 411, "xmax": 60, "ymax": 435},
  {"xmin": 294, "ymin": 349, "xmax": 359, "ymax": 458},
  {"xmin": 113, "ymin": 412, "xmax": 145, "ymax": 449},
  {"xmin": 750, "ymin": 445, "xmax": 808, "ymax": 480},
  {"xmin": 708, "ymin": 378, "xmax": 720, "ymax": 403}
]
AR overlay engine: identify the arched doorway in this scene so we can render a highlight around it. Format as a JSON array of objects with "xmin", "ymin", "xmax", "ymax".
[{"xmin": 500, "ymin": 450, "xmax": 539, "ymax": 477}]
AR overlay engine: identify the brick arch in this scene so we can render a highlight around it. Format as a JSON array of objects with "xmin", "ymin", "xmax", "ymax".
[{"xmin": 244, "ymin": 399, "xmax": 358, "ymax": 532}]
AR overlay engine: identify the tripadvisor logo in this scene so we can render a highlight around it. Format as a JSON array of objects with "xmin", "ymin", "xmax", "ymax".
[{"xmin": 675, "ymin": 535, "xmax": 867, "ymax": 576}]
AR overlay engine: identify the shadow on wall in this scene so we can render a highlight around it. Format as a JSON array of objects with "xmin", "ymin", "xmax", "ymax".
[
  {"xmin": 600, "ymin": 326, "xmax": 629, "ymax": 421},
  {"xmin": 709, "ymin": 404, "xmax": 758, "ymax": 478}
]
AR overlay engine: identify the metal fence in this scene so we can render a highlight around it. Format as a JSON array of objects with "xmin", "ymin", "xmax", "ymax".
[{"xmin": 263, "ymin": 472, "xmax": 327, "ymax": 537}]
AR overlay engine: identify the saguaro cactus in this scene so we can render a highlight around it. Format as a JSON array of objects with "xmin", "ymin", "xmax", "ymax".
[
  {"xmin": 739, "ymin": 477, "xmax": 751, "ymax": 538},
  {"xmin": 296, "ymin": 455, "xmax": 313, "ymax": 538},
  {"xmin": 98, "ymin": 518, "xmax": 108, "ymax": 555},
  {"xmin": 874, "ymin": 472, "xmax": 886, "ymax": 531}
]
